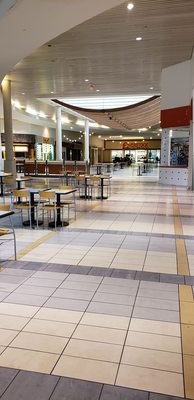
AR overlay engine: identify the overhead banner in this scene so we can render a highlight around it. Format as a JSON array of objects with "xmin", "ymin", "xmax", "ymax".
[{"xmin": 122, "ymin": 142, "xmax": 148, "ymax": 149}]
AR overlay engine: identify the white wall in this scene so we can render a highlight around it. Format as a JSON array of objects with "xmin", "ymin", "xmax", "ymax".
[{"xmin": 161, "ymin": 60, "xmax": 192, "ymax": 110}]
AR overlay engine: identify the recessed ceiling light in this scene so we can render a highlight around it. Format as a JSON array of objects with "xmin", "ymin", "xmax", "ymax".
[
  {"xmin": 96, "ymin": 89, "xmax": 100, "ymax": 92},
  {"xmin": 84, "ymin": 79, "xmax": 89, "ymax": 82},
  {"xmin": 136, "ymin": 37, "xmax": 142, "ymax": 41},
  {"xmin": 70, "ymin": 127, "xmax": 73, "ymax": 130},
  {"xmin": 157, "ymin": 133, "xmax": 160, "ymax": 136},
  {"xmin": 149, "ymin": 87, "xmax": 154, "ymax": 90},
  {"xmin": 127, "ymin": 3, "xmax": 134, "ymax": 10},
  {"xmin": 22, "ymin": 92, "xmax": 25, "ymax": 95},
  {"xmin": 150, "ymin": 137, "xmax": 152, "ymax": 139},
  {"xmin": 50, "ymin": 91, "xmax": 54, "ymax": 94}
]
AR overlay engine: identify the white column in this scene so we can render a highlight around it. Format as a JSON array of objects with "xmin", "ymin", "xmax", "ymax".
[
  {"xmin": 1, "ymin": 79, "xmax": 16, "ymax": 176},
  {"xmin": 56, "ymin": 106, "xmax": 62, "ymax": 161},
  {"xmin": 84, "ymin": 119, "xmax": 90, "ymax": 163},
  {"xmin": 160, "ymin": 128, "xmax": 171, "ymax": 166}
]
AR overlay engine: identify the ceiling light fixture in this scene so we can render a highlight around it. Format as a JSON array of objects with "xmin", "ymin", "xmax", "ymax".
[
  {"xmin": 85, "ymin": 79, "xmax": 89, "ymax": 82},
  {"xmin": 96, "ymin": 89, "xmax": 100, "ymax": 92},
  {"xmin": 149, "ymin": 87, "xmax": 154, "ymax": 90},
  {"xmin": 136, "ymin": 37, "xmax": 142, "ymax": 41},
  {"xmin": 127, "ymin": 3, "xmax": 134, "ymax": 10}
]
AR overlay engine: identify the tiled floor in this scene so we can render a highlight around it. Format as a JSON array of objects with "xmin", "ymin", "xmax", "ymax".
[{"xmin": 1, "ymin": 172, "xmax": 194, "ymax": 399}]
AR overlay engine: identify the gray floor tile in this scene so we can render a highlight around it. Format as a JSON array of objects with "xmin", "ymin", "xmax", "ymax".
[
  {"xmin": 93, "ymin": 292, "xmax": 135, "ymax": 306},
  {"xmin": 0, "ymin": 367, "xmax": 18, "ymax": 397},
  {"xmin": 89, "ymin": 267, "xmax": 113, "ymax": 277},
  {"xmin": 135, "ymin": 297, "xmax": 179, "ymax": 311},
  {"xmin": 44, "ymin": 297, "xmax": 89, "ymax": 312},
  {"xmin": 133, "ymin": 306, "xmax": 179, "ymax": 323},
  {"xmin": 3, "ymin": 293, "xmax": 48, "ymax": 307},
  {"xmin": 0, "ymin": 370, "xmax": 59, "ymax": 400},
  {"xmin": 159, "ymin": 274, "xmax": 184, "ymax": 284},
  {"xmin": 45, "ymin": 264, "xmax": 70, "ymax": 273},
  {"xmin": 53, "ymin": 288, "xmax": 94, "ymax": 301},
  {"xmin": 87, "ymin": 301, "xmax": 133, "ymax": 317},
  {"xmin": 149, "ymin": 393, "xmax": 184, "ymax": 400},
  {"xmin": 67, "ymin": 266, "xmax": 91, "ymax": 275},
  {"xmin": 0, "ymin": 292, "xmax": 9, "ymax": 301},
  {"xmin": 50, "ymin": 377, "xmax": 102, "ymax": 400},
  {"xmin": 185, "ymin": 276, "xmax": 194, "ymax": 285},
  {"xmin": 111, "ymin": 269, "xmax": 136, "ymax": 279},
  {"xmin": 100, "ymin": 384, "xmax": 148, "ymax": 400},
  {"xmin": 135, "ymin": 271, "xmax": 160, "ymax": 282}
]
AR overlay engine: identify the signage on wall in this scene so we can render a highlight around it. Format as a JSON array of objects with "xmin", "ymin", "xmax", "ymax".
[{"xmin": 123, "ymin": 142, "xmax": 148, "ymax": 149}]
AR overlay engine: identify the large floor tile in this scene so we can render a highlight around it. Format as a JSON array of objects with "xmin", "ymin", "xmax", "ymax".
[
  {"xmin": 23, "ymin": 318, "xmax": 76, "ymax": 337},
  {"xmin": 129, "ymin": 318, "xmax": 181, "ymax": 336},
  {"xmin": 80, "ymin": 312, "xmax": 130, "ymax": 330},
  {"xmin": 126, "ymin": 331, "xmax": 181, "ymax": 353},
  {"xmin": 121, "ymin": 346, "xmax": 182, "ymax": 372},
  {"xmin": 63, "ymin": 338, "xmax": 122, "ymax": 362},
  {"xmin": 15, "ymin": 285, "xmax": 56, "ymax": 296},
  {"xmin": 0, "ymin": 367, "xmax": 19, "ymax": 397},
  {"xmin": 50, "ymin": 377, "xmax": 102, "ymax": 400},
  {"xmin": 53, "ymin": 288, "xmax": 94, "ymax": 301},
  {"xmin": 0, "ymin": 370, "xmax": 59, "ymax": 400},
  {"xmin": 11, "ymin": 331, "xmax": 68, "ymax": 354},
  {"xmin": 133, "ymin": 307, "xmax": 179, "ymax": 323},
  {"xmin": 35, "ymin": 307, "xmax": 83, "ymax": 324},
  {"xmin": 72, "ymin": 324, "xmax": 126, "ymax": 345},
  {"xmin": 52, "ymin": 355, "xmax": 117, "ymax": 384},
  {"xmin": 0, "ymin": 329, "xmax": 18, "ymax": 346},
  {"xmin": 87, "ymin": 301, "xmax": 133, "ymax": 317},
  {"xmin": 116, "ymin": 365, "xmax": 184, "ymax": 397},
  {"xmin": 44, "ymin": 297, "xmax": 89, "ymax": 312},
  {"xmin": 135, "ymin": 297, "xmax": 179, "ymax": 311},
  {"xmin": 0, "ymin": 347, "xmax": 59, "ymax": 374},
  {"xmin": 3, "ymin": 293, "xmax": 48, "ymax": 307},
  {"xmin": 0, "ymin": 314, "xmax": 30, "ymax": 330},
  {"xmin": 0, "ymin": 303, "xmax": 39, "ymax": 318},
  {"xmin": 98, "ymin": 284, "xmax": 138, "ymax": 296},
  {"xmin": 100, "ymin": 384, "xmax": 148, "ymax": 400},
  {"xmin": 92, "ymin": 292, "xmax": 135, "ymax": 306}
]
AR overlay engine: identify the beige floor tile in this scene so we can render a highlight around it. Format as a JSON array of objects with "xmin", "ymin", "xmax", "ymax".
[
  {"xmin": 80, "ymin": 312, "xmax": 129, "ymax": 330},
  {"xmin": 11, "ymin": 331, "xmax": 68, "ymax": 354},
  {"xmin": 35, "ymin": 307, "xmax": 83, "ymax": 324},
  {"xmin": 0, "ymin": 347, "xmax": 59, "ymax": 374},
  {"xmin": 23, "ymin": 318, "xmax": 76, "ymax": 338},
  {"xmin": 0, "ymin": 346, "xmax": 5, "ymax": 355},
  {"xmin": 116, "ymin": 364, "xmax": 184, "ymax": 397},
  {"xmin": 0, "ymin": 328, "xmax": 18, "ymax": 346},
  {"xmin": 63, "ymin": 338, "xmax": 122, "ymax": 362},
  {"xmin": 126, "ymin": 331, "xmax": 181, "ymax": 353},
  {"xmin": 52, "ymin": 355, "xmax": 117, "ymax": 384},
  {"xmin": 121, "ymin": 346, "xmax": 182, "ymax": 373},
  {"xmin": 0, "ymin": 315, "xmax": 30, "ymax": 331},
  {"xmin": 73, "ymin": 324, "xmax": 126, "ymax": 345},
  {"xmin": 129, "ymin": 318, "xmax": 181, "ymax": 336},
  {"xmin": 0, "ymin": 303, "xmax": 39, "ymax": 317}
]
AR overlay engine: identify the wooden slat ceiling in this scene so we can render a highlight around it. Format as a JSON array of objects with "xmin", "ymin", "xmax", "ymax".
[
  {"xmin": 10, "ymin": 0, "xmax": 194, "ymax": 99},
  {"xmin": 53, "ymin": 96, "xmax": 160, "ymax": 131}
]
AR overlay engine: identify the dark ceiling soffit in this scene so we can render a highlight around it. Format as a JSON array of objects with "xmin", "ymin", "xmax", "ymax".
[{"xmin": 51, "ymin": 96, "xmax": 160, "ymax": 114}]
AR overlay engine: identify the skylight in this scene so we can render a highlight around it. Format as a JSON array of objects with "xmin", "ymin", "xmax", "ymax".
[{"xmin": 60, "ymin": 96, "xmax": 152, "ymax": 110}]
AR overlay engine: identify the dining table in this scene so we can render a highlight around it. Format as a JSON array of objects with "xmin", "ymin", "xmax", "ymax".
[{"xmin": 48, "ymin": 188, "xmax": 77, "ymax": 228}]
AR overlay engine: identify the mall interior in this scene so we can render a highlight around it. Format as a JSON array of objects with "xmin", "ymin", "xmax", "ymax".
[{"xmin": 0, "ymin": 1, "xmax": 194, "ymax": 399}]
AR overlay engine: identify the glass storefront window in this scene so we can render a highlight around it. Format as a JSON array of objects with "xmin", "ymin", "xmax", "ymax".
[{"xmin": 170, "ymin": 130, "xmax": 189, "ymax": 166}]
